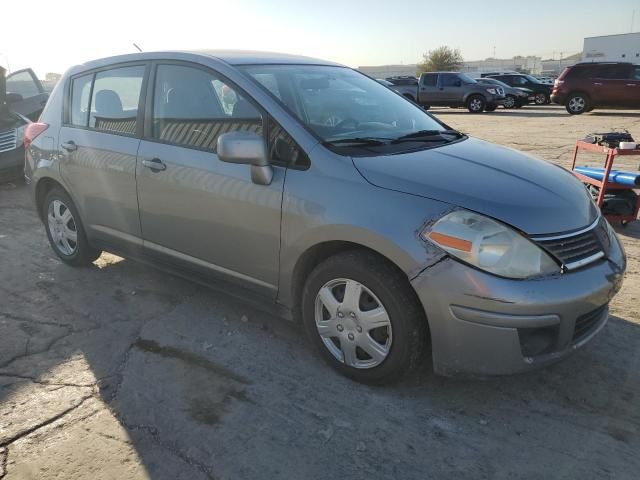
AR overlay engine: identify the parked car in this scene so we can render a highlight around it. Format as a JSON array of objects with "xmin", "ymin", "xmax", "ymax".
[
  {"xmin": 0, "ymin": 66, "xmax": 31, "ymax": 181},
  {"xmin": 25, "ymin": 51, "xmax": 625, "ymax": 383},
  {"xmin": 475, "ymin": 77, "xmax": 534, "ymax": 108},
  {"xmin": 383, "ymin": 76, "xmax": 419, "ymax": 101},
  {"xmin": 534, "ymin": 76, "xmax": 555, "ymax": 85},
  {"xmin": 488, "ymin": 73, "xmax": 553, "ymax": 105},
  {"xmin": 394, "ymin": 72, "xmax": 505, "ymax": 112},
  {"xmin": 551, "ymin": 62, "xmax": 640, "ymax": 114}
]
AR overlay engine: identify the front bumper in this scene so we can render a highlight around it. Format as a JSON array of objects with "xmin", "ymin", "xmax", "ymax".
[
  {"xmin": 0, "ymin": 145, "xmax": 24, "ymax": 181},
  {"xmin": 412, "ymin": 232, "xmax": 625, "ymax": 376}
]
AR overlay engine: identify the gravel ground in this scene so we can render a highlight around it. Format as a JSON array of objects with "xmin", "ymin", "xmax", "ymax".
[{"xmin": 0, "ymin": 105, "xmax": 638, "ymax": 480}]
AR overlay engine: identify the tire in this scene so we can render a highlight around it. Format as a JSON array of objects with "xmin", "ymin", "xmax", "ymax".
[
  {"xmin": 43, "ymin": 187, "xmax": 102, "ymax": 266},
  {"xmin": 466, "ymin": 95, "xmax": 486, "ymax": 113},
  {"xmin": 565, "ymin": 92, "xmax": 590, "ymax": 115},
  {"xmin": 422, "ymin": 105, "xmax": 431, "ymax": 110},
  {"xmin": 301, "ymin": 250, "xmax": 427, "ymax": 384},
  {"xmin": 503, "ymin": 95, "xmax": 517, "ymax": 109},
  {"xmin": 403, "ymin": 94, "xmax": 416, "ymax": 102},
  {"xmin": 484, "ymin": 104, "xmax": 497, "ymax": 112},
  {"xmin": 534, "ymin": 92, "xmax": 548, "ymax": 105}
]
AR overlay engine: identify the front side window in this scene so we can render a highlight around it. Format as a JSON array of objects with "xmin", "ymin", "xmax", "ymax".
[
  {"xmin": 89, "ymin": 66, "xmax": 145, "ymax": 135},
  {"xmin": 633, "ymin": 67, "xmax": 640, "ymax": 81},
  {"xmin": 240, "ymin": 64, "xmax": 454, "ymax": 156},
  {"xmin": 152, "ymin": 64, "xmax": 261, "ymax": 151},
  {"xmin": 70, "ymin": 74, "xmax": 93, "ymax": 127},
  {"xmin": 597, "ymin": 65, "xmax": 632, "ymax": 80}
]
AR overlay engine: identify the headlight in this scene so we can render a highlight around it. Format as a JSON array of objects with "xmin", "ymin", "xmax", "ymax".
[
  {"xmin": 486, "ymin": 88, "xmax": 497, "ymax": 94},
  {"xmin": 422, "ymin": 210, "xmax": 559, "ymax": 279}
]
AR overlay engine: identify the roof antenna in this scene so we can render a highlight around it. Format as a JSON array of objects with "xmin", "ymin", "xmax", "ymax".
[{"xmin": 133, "ymin": 43, "xmax": 143, "ymax": 53}]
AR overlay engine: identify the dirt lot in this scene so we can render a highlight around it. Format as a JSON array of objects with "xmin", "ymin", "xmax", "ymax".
[{"xmin": 0, "ymin": 106, "xmax": 639, "ymax": 480}]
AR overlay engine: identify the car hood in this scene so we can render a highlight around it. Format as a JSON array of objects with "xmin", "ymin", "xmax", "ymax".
[{"xmin": 352, "ymin": 137, "xmax": 598, "ymax": 235}]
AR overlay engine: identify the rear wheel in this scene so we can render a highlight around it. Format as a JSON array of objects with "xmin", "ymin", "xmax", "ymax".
[
  {"xmin": 565, "ymin": 93, "xmax": 590, "ymax": 114},
  {"xmin": 466, "ymin": 95, "xmax": 486, "ymax": 113},
  {"xmin": 302, "ymin": 250, "xmax": 427, "ymax": 384},
  {"xmin": 503, "ymin": 95, "xmax": 516, "ymax": 109},
  {"xmin": 43, "ymin": 187, "xmax": 101, "ymax": 266}
]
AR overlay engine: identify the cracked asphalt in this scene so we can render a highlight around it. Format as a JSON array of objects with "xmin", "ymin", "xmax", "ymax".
[{"xmin": 0, "ymin": 106, "xmax": 639, "ymax": 480}]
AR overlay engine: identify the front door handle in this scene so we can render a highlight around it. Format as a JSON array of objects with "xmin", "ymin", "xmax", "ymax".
[
  {"xmin": 594, "ymin": 82, "xmax": 603, "ymax": 86},
  {"xmin": 61, "ymin": 141, "xmax": 77, "ymax": 152},
  {"xmin": 142, "ymin": 158, "xmax": 167, "ymax": 171},
  {"xmin": 626, "ymin": 83, "xmax": 637, "ymax": 87}
]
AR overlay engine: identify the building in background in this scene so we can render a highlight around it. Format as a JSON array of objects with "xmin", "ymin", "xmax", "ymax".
[
  {"xmin": 582, "ymin": 32, "xmax": 640, "ymax": 62},
  {"xmin": 540, "ymin": 52, "xmax": 581, "ymax": 77},
  {"xmin": 460, "ymin": 56, "xmax": 542, "ymax": 75},
  {"xmin": 358, "ymin": 64, "xmax": 417, "ymax": 78}
]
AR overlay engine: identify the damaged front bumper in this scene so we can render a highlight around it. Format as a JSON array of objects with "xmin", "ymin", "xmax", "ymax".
[{"xmin": 411, "ymin": 232, "xmax": 626, "ymax": 376}]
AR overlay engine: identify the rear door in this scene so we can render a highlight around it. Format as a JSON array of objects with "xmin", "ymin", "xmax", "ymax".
[
  {"xmin": 592, "ymin": 64, "xmax": 632, "ymax": 105},
  {"xmin": 625, "ymin": 66, "xmax": 640, "ymax": 106},
  {"xmin": 418, "ymin": 73, "xmax": 439, "ymax": 104},
  {"xmin": 136, "ymin": 62, "xmax": 285, "ymax": 296},
  {"xmin": 58, "ymin": 64, "xmax": 148, "ymax": 253},
  {"xmin": 6, "ymin": 68, "xmax": 49, "ymax": 120}
]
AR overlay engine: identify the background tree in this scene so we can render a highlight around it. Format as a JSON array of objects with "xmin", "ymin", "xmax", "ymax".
[{"xmin": 417, "ymin": 46, "xmax": 464, "ymax": 73}]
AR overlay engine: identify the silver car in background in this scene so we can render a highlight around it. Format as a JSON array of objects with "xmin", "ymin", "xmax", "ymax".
[{"xmin": 25, "ymin": 51, "xmax": 626, "ymax": 383}]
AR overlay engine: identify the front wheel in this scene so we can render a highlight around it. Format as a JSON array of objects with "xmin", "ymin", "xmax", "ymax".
[
  {"xmin": 503, "ymin": 95, "xmax": 517, "ymax": 109},
  {"xmin": 302, "ymin": 251, "xmax": 427, "ymax": 384},
  {"xmin": 466, "ymin": 95, "xmax": 486, "ymax": 113},
  {"xmin": 43, "ymin": 187, "xmax": 102, "ymax": 266},
  {"xmin": 534, "ymin": 92, "xmax": 548, "ymax": 105}
]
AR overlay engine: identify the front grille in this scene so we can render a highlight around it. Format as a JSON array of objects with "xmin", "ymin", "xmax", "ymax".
[
  {"xmin": 573, "ymin": 304, "xmax": 607, "ymax": 341},
  {"xmin": 0, "ymin": 128, "xmax": 18, "ymax": 153},
  {"xmin": 533, "ymin": 218, "xmax": 608, "ymax": 270}
]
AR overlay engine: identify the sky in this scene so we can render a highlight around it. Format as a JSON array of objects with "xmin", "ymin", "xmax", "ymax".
[{"xmin": 1, "ymin": 0, "xmax": 639, "ymax": 77}]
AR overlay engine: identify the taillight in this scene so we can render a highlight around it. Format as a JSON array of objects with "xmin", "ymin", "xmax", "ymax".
[{"xmin": 24, "ymin": 122, "xmax": 49, "ymax": 148}]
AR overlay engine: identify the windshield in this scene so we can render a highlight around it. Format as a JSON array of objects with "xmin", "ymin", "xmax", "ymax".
[
  {"xmin": 240, "ymin": 65, "xmax": 455, "ymax": 149},
  {"xmin": 524, "ymin": 74, "xmax": 542, "ymax": 84},
  {"xmin": 457, "ymin": 73, "xmax": 477, "ymax": 85}
]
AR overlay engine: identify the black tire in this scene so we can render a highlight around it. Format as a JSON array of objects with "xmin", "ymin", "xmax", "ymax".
[
  {"xmin": 502, "ymin": 95, "xmax": 517, "ymax": 109},
  {"xmin": 484, "ymin": 104, "xmax": 497, "ymax": 112},
  {"xmin": 565, "ymin": 92, "xmax": 590, "ymax": 115},
  {"xmin": 466, "ymin": 95, "xmax": 486, "ymax": 113},
  {"xmin": 403, "ymin": 94, "xmax": 415, "ymax": 102},
  {"xmin": 43, "ymin": 187, "xmax": 101, "ymax": 266},
  {"xmin": 422, "ymin": 104, "xmax": 431, "ymax": 110},
  {"xmin": 534, "ymin": 92, "xmax": 548, "ymax": 105},
  {"xmin": 301, "ymin": 250, "xmax": 427, "ymax": 384}
]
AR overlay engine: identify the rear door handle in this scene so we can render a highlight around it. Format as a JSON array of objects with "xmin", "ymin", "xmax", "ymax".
[
  {"xmin": 594, "ymin": 82, "xmax": 603, "ymax": 86},
  {"xmin": 61, "ymin": 141, "xmax": 77, "ymax": 152},
  {"xmin": 142, "ymin": 158, "xmax": 167, "ymax": 171}
]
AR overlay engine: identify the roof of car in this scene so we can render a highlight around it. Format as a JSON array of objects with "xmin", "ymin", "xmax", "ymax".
[{"xmin": 72, "ymin": 50, "xmax": 343, "ymax": 73}]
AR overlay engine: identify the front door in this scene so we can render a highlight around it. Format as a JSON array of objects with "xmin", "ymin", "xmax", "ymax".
[
  {"xmin": 592, "ymin": 64, "xmax": 632, "ymax": 105},
  {"xmin": 136, "ymin": 63, "xmax": 284, "ymax": 296},
  {"xmin": 6, "ymin": 68, "xmax": 49, "ymax": 120},
  {"xmin": 59, "ymin": 64, "xmax": 147, "ymax": 252},
  {"xmin": 437, "ymin": 73, "xmax": 464, "ymax": 103},
  {"xmin": 625, "ymin": 66, "xmax": 640, "ymax": 106}
]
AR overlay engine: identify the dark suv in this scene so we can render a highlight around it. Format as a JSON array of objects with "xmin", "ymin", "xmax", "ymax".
[
  {"xmin": 551, "ymin": 62, "xmax": 640, "ymax": 114},
  {"xmin": 488, "ymin": 74, "xmax": 553, "ymax": 105}
]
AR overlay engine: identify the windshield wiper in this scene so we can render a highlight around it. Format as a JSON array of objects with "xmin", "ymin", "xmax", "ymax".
[
  {"xmin": 391, "ymin": 129, "xmax": 463, "ymax": 143},
  {"xmin": 323, "ymin": 137, "xmax": 390, "ymax": 147}
]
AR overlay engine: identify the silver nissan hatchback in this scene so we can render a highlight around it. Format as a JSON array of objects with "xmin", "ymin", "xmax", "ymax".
[{"xmin": 25, "ymin": 51, "xmax": 626, "ymax": 383}]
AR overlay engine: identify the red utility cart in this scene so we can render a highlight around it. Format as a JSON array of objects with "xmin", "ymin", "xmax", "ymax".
[{"xmin": 570, "ymin": 140, "xmax": 640, "ymax": 225}]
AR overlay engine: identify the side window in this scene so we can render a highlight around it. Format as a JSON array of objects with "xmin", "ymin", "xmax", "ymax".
[
  {"xmin": 6, "ymin": 70, "xmax": 40, "ymax": 98},
  {"xmin": 89, "ymin": 66, "xmax": 145, "ymax": 135},
  {"xmin": 597, "ymin": 65, "xmax": 632, "ymax": 80},
  {"xmin": 267, "ymin": 118, "xmax": 309, "ymax": 169},
  {"xmin": 422, "ymin": 74, "xmax": 437, "ymax": 87},
  {"xmin": 440, "ymin": 74, "xmax": 460, "ymax": 87},
  {"xmin": 512, "ymin": 76, "xmax": 526, "ymax": 86},
  {"xmin": 633, "ymin": 67, "xmax": 640, "ymax": 81},
  {"xmin": 70, "ymin": 74, "xmax": 93, "ymax": 127},
  {"xmin": 152, "ymin": 64, "xmax": 262, "ymax": 151}
]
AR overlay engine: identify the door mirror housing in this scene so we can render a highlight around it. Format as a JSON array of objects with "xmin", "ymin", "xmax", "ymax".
[{"xmin": 217, "ymin": 131, "xmax": 273, "ymax": 185}]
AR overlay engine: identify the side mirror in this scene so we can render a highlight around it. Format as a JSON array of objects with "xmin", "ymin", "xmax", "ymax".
[
  {"xmin": 6, "ymin": 93, "xmax": 23, "ymax": 103},
  {"xmin": 217, "ymin": 131, "xmax": 273, "ymax": 185}
]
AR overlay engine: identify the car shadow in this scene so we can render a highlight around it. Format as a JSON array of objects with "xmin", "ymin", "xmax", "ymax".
[{"xmin": 1, "ymin": 183, "xmax": 639, "ymax": 479}]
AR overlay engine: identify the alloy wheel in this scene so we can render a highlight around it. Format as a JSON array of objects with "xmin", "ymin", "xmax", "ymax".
[
  {"xmin": 314, "ymin": 278, "xmax": 392, "ymax": 369},
  {"xmin": 504, "ymin": 96, "xmax": 516, "ymax": 108},
  {"xmin": 47, "ymin": 199, "xmax": 78, "ymax": 255},
  {"xmin": 534, "ymin": 93, "xmax": 547, "ymax": 105},
  {"xmin": 568, "ymin": 96, "xmax": 586, "ymax": 113},
  {"xmin": 469, "ymin": 98, "xmax": 483, "ymax": 112}
]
